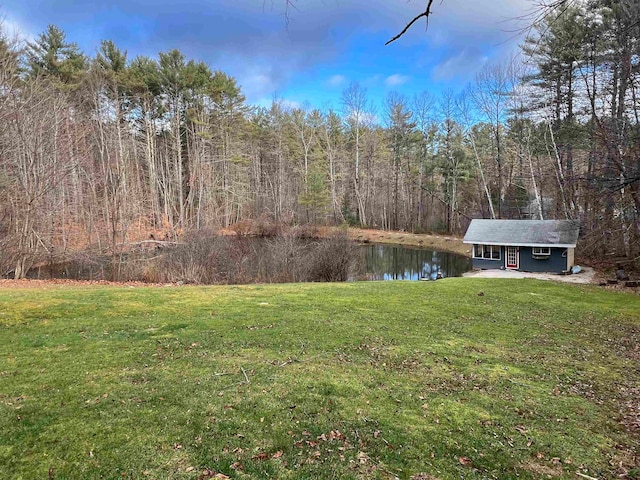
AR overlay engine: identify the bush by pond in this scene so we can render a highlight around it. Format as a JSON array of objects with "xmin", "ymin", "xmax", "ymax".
[
  {"xmin": 29, "ymin": 229, "xmax": 357, "ymax": 285},
  {"xmin": 140, "ymin": 230, "xmax": 355, "ymax": 284}
]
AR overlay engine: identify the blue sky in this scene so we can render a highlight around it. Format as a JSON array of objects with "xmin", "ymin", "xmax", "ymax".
[{"xmin": 1, "ymin": 0, "xmax": 533, "ymax": 110}]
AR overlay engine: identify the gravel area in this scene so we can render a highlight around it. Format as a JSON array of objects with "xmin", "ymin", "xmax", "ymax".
[{"xmin": 463, "ymin": 266, "xmax": 596, "ymax": 284}]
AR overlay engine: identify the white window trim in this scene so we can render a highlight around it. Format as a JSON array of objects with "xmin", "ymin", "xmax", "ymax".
[
  {"xmin": 532, "ymin": 247, "xmax": 551, "ymax": 256},
  {"xmin": 474, "ymin": 244, "xmax": 501, "ymax": 261}
]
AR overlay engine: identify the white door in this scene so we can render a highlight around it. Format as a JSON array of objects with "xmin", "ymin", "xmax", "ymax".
[{"xmin": 506, "ymin": 247, "xmax": 519, "ymax": 269}]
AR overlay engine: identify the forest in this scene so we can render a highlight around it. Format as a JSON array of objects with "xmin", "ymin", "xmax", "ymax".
[{"xmin": 0, "ymin": 0, "xmax": 639, "ymax": 280}]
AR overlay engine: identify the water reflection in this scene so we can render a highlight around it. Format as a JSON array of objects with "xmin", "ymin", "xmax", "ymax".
[
  {"xmin": 25, "ymin": 239, "xmax": 471, "ymax": 283},
  {"xmin": 357, "ymin": 244, "xmax": 471, "ymax": 281}
]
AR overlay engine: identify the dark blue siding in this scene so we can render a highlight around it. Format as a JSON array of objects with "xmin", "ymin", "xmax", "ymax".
[
  {"xmin": 518, "ymin": 247, "xmax": 568, "ymax": 273},
  {"xmin": 471, "ymin": 245, "xmax": 569, "ymax": 272}
]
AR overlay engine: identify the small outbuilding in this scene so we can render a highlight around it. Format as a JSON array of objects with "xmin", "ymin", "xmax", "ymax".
[{"xmin": 463, "ymin": 219, "xmax": 580, "ymax": 273}]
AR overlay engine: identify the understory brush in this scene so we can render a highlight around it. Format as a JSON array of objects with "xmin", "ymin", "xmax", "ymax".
[{"xmin": 131, "ymin": 229, "xmax": 355, "ymax": 284}]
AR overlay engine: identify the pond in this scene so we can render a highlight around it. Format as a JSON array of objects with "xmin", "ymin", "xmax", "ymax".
[
  {"xmin": 25, "ymin": 238, "xmax": 471, "ymax": 283},
  {"xmin": 357, "ymin": 243, "xmax": 472, "ymax": 281}
]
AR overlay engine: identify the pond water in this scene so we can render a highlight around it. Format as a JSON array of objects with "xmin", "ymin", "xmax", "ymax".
[
  {"xmin": 357, "ymin": 243, "xmax": 471, "ymax": 281},
  {"xmin": 25, "ymin": 239, "xmax": 471, "ymax": 283}
]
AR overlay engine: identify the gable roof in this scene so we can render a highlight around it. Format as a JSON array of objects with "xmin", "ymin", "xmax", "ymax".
[{"xmin": 463, "ymin": 219, "xmax": 580, "ymax": 248}]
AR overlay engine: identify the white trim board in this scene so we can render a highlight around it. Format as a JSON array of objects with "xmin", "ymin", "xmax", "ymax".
[{"xmin": 463, "ymin": 241, "xmax": 576, "ymax": 248}]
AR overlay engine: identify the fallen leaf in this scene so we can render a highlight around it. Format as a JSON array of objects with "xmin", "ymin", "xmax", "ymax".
[
  {"xmin": 515, "ymin": 425, "xmax": 528, "ymax": 435},
  {"xmin": 197, "ymin": 470, "xmax": 229, "ymax": 480},
  {"xmin": 272, "ymin": 450, "xmax": 283, "ymax": 459},
  {"xmin": 252, "ymin": 452, "xmax": 269, "ymax": 461},
  {"xmin": 459, "ymin": 456, "xmax": 473, "ymax": 467},
  {"xmin": 373, "ymin": 430, "xmax": 380, "ymax": 438}
]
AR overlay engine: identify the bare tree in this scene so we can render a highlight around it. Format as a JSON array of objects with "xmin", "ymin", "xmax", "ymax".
[
  {"xmin": 471, "ymin": 61, "xmax": 519, "ymax": 217},
  {"xmin": 341, "ymin": 82, "xmax": 370, "ymax": 226},
  {"xmin": 1, "ymin": 78, "xmax": 82, "ymax": 278}
]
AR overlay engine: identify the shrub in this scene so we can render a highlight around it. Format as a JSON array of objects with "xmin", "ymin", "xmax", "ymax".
[
  {"xmin": 229, "ymin": 220, "xmax": 253, "ymax": 236},
  {"xmin": 307, "ymin": 230, "xmax": 354, "ymax": 282},
  {"xmin": 289, "ymin": 224, "xmax": 321, "ymax": 239},
  {"xmin": 19, "ymin": 227, "xmax": 357, "ymax": 285},
  {"xmin": 253, "ymin": 214, "xmax": 284, "ymax": 237}
]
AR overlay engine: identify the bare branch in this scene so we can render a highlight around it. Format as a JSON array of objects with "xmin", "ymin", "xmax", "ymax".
[{"xmin": 386, "ymin": 0, "xmax": 435, "ymax": 45}]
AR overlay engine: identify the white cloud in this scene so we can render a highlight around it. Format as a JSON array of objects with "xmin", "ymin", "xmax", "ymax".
[
  {"xmin": 385, "ymin": 74, "xmax": 411, "ymax": 87},
  {"xmin": 252, "ymin": 95, "xmax": 302, "ymax": 110},
  {"xmin": 238, "ymin": 69, "xmax": 279, "ymax": 103},
  {"xmin": 0, "ymin": 13, "xmax": 35, "ymax": 42},
  {"xmin": 280, "ymin": 99, "xmax": 302, "ymax": 110},
  {"xmin": 328, "ymin": 74, "xmax": 347, "ymax": 87},
  {"xmin": 432, "ymin": 50, "xmax": 489, "ymax": 82}
]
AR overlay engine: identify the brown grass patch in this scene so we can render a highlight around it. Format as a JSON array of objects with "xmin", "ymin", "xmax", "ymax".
[{"xmin": 519, "ymin": 461, "xmax": 562, "ymax": 477}]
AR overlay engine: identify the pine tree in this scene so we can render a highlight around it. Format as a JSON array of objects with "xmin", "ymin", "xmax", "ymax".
[{"xmin": 26, "ymin": 25, "xmax": 87, "ymax": 85}]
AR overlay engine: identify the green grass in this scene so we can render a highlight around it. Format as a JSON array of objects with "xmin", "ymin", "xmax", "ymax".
[{"xmin": 0, "ymin": 279, "xmax": 638, "ymax": 479}]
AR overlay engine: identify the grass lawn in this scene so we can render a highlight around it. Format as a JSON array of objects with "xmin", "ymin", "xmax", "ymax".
[{"xmin": 0, "ymin": 279, "xmax": 638, "ymax": 479}]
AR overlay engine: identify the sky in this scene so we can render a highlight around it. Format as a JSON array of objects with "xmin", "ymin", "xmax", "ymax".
[{"xmin": 1, "ymin": 0, "xmax": 535, "ymax": 111}]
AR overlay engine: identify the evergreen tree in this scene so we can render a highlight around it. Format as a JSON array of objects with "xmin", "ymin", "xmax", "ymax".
[{"xmin": 26, "ymin": 25, "xmax": 87, "ymax": 85}]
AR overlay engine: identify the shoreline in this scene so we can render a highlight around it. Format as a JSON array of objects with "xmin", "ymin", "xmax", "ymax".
[{"xmin": 342, "ymin": 227, "xmax": 469, "ymax": 257}]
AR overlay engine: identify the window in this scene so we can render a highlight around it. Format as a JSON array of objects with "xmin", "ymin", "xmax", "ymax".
[
  {"xmin": 474, "ymin": 244, "xmax": 500, "ymax": 260},
  {"xmin": 532, "ymin": 247, "xmax": 551, "ymax": 256}
]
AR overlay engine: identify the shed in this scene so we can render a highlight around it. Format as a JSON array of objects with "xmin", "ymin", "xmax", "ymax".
[{"xmin": 463, "ymin": 219, "xmax": 580, "ymax": 273}]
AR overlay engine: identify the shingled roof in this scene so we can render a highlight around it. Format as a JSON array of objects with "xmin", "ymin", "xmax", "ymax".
[{"xmin": 463, "ymin": 220, "xmax": 580, "ymax": 247}]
